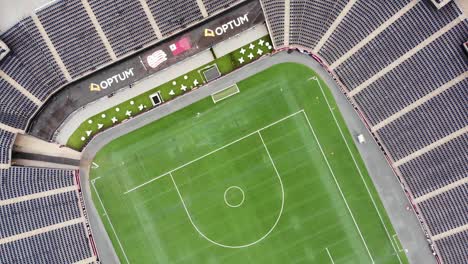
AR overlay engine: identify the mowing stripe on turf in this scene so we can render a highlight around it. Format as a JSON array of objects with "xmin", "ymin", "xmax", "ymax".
[
  {"xmin": 313, "ymin": 77, "xmax": 403, "ymax": 263},
  {"xmin": 124, "ymin": 110, "xmax": 303, "ymax": 194},
  {"xmin": 92, "ymin": 180, "xmax": 130, "ymax": 264},
  {"xmin": 302, "ymin": 110, "xmax": 374, "ymax": 263}
]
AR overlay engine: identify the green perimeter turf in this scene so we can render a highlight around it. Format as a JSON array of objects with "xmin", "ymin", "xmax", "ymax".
[{"xmin": 90, "ymin": 63, "xmax": 408, "ymax": 264}]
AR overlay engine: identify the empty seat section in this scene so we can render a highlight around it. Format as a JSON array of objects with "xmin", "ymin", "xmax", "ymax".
[
  {"xmin": 0, "ymin": 223, "xmax": 92, "ymax": 264},
  {"xmin": 261, "ymin": 0, "xmax": 285, "ymax": 47},
  {"xmin": 37, "ymin": 0, "xmax": 112, "ymax": 78},
  {"xmin": 353, "ymin": 21, "xmax": 468, "ymax": 126},
  {"xmin": 435, "ymin": 230, "xmax": 468, "ymax": 264},
  {"xmin": 377, "ymin": 80, "xmax": 468, "ymax": 160},
  {"xmin": 398, "ymin": 133, "xmax": 468, "ymax": 197},
  {"xmin": 0, "ymin": 78, "xmax": 38, "ymax": 129},
  {"xmin": 88, "ymin": 0, "xmax": 158, "ymax": 57},
  {"xmin": 0, "ymin": 191, "xmax": 81, "ymax": 238},
  {"xmin": 418, "ymin": 184, "xmax": 468, "ymax": 235},
  {"xmin": 146, "ymin": 0, "xmax": 203, "ymax": 37},
  {"xmin": 0, "ymin": 167, "xmax": 75, "ymax": 200},
  {"xmin": 334, "ymin": 1, "xmax": 462, "ymax": 90},
  {"xmin": 318, "ymin": 0, "xmax": 413, "ymax": 64},
  {"xmin": 203, "ymin": 0, "xmax": 242, "ymax": 15}
]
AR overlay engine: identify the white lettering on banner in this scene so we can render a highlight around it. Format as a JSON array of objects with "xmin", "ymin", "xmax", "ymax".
[
  {"xmin": 205, "ymin": 14, "xmax": 249, "ymax": 37},
  {"xmin": 89, "ymin": 68, "xmax": 135, "ymax": 92}
]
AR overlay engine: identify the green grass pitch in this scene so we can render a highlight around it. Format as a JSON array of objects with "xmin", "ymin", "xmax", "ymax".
[{"xmin": 90, "ymin": 63, "xmax": 408, "ymax": 263}]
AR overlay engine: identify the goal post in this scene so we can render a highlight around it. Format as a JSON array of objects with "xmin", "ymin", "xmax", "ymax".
[{"xmin": 211, "ymin": 84, "xmax": 240, "ymax": 103}]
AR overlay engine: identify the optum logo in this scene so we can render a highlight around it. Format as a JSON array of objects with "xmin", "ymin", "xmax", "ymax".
[
  {"xmin": 89, "ymin": 68, "xmax": 135, "ymax": 92},
  {"xmin": 204, "ymin": 14, "xmax": 249, "ymax": 37}
]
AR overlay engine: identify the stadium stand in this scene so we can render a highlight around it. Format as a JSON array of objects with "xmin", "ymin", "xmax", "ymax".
[
  {"xmin": 146, "ymin": 0, "xmax": 204, "ymax": 36},
  {"xmin": 290, "ymin": 0, "xmax": 349, "ymax": 49},
  {"xmin": 88, "ymin": 0, "xmax": 159, "ymax": 57},
  {"xmin": 0, "ymin": 223, "xmax": 93, "ymax": 264},
  {"xmin": 435, "ymin": 230, "xmax": 468, "ymax": 264},
  {"xmin": 0, "ymin": 0, "xmax": 465, "ymax": 262},
  {"xmin": 0, "ymin": 167, "xmax": 94, "ymax": 264},
  {"xmin": 0, "ymin": 78, "xmax": 38, "ymax": 130},
  {"xmin": 318, "ymin": 0, "xmax": 414, "ymax": 64},
  {"xmin": 418, "ymin": 184, "xmax": 467, "ymax": 236},
  {"xmin": 36, "ymin": 0, "xmax": 113, "ymax": 78},
  {"xmin": 0, "ymin": 167, "xmax": 74, "ymax": 200},
  {"xmin": 0, "ymin": 129, "xmax": 15, "ymax": 166},
  {"xmin": 1, "ymin": 18, "xmax": 67, "ymax": 101},
  {"xmin": 203, "ymin": 0, "xmax": 243, "ymax": 15},
  {"xmin": 261, "ymin": 0, "xmax": 285, "ymax": 47},
  {"xmin": 0, "ymin": 192, "xmax": 81, "ymax": 238},
  {"xmin": 398, "ymin": 133, "xmax": 468, "ymax": 198},
  {"xmin": 260, "ymin": 0, "xmax": 468, "ymax": 263}
]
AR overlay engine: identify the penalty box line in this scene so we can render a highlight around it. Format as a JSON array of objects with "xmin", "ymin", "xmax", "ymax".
[{"xmin": 124, "ymin": 109, "xmax": 304, "ymax": 194}]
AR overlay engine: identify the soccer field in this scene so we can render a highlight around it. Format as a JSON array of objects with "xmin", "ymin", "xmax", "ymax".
[{"xmin": 90, "ymin": 63, "xmax": 408, "ymax": 263}]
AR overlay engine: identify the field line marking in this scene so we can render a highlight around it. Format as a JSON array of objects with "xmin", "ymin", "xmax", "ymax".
[
  {"xmin": 170, "ymin": 167, "xmax": 284, "ymax": 248},
  {"xmin": 124, "ymin": 110, "xmax": 303, "ymax": 194},
  {"xmin": 301, "ymin": 111, "xmax": 374, "ymax": 263},
  {"xmin": 314, "ymin": 78, "xmax": 403, "ymax": 263},
  {"xmin": 393, "ymin": 234, "xmax": 404, "ymax": 252},
  {"xmin": 92, "ymin": 181, "xmax": 130, "ymax": 264},
  {"xmin": 124, "ymin": 173, "xmax": 169, "ymax": 194},
  {"xmin": 212, "ymin": 84, "xmax": 240, "ymax": 104},
  {"xmin": 326, "ymin": 247, "xmax": 335, "ymax": 264}
]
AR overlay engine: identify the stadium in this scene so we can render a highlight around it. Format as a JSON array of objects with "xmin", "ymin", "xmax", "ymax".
[{"xmin": 0, "ymin": 0, "xmax": 466, "ymax": 263}]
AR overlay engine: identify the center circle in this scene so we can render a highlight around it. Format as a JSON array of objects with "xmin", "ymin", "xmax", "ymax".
[{"xmin": 224, "ymin": 186, "xmax": 245, "ymax": 208}]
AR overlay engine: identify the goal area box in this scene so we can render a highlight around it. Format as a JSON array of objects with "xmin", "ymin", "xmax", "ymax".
[{"xmin": 211, "ymin": 84, "xmax": 240, "ymax": 103}]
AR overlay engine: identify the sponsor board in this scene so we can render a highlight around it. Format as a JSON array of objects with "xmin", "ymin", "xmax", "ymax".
[
  {"xmin": 89, "ymin": 68, "xmax": 135, "ymax": 92},
  {"xmin": 203, "ymin": 14, "xmax": 250, "ymax": 37},
  {"xmin": 141, "ymin": 0, "xmax": 264, "ymax": 73}
]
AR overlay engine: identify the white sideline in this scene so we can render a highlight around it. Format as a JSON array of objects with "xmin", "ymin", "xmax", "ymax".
[
  {"xmin": 92, "ymin": 180, "xmax": 130, "ymax": 264},
  {"xmin": 301, "ymin": 110, "xmax": 374, "ymax": 263},
  {"xmin": 325, "ymin": 247, "xmax": 335, "ymax": 264},
  {"xmin": 312, "ymin": 77, "xmax": 402, "ymax": 263},
  {"xmin": 124, "ymin": 110, "xmax": 303, "ymax": 194}
]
